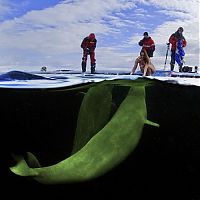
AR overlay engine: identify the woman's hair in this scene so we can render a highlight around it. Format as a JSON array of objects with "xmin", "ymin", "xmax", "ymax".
[{"xmin": 140, "ymin": 49, "xmax": 149, "ymax": 64}]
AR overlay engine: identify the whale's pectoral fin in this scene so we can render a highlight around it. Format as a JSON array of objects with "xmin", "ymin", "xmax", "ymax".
[{"xmin": 145, "ymin": 119, "xmax": 160, "ymax": 127}]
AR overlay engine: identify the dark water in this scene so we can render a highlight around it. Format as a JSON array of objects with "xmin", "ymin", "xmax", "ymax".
[{"xmin": 0, "ymin": 80, "xmax": 200, "ymax": 199}]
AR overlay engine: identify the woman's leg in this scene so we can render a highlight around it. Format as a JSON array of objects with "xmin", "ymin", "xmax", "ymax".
[
  {"xmin": 144, "ymin": 64, "xmax": 155, "ymax": 76},
  {"xmin": 142, "ymin": 65, "xmax": 148, "ymax": 76},
  {"xmin": 148, "ymin": 63, "xmax": 156, "ymax": 74}
]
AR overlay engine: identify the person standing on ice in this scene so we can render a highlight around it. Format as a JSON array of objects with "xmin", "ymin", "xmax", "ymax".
[
  {"xmin": 81, "ymin": 33, "xmax": 97, "ymax": 74},
  {"xmin": 169, "ymin": 27, "xmax": 187, "ymax": 72},
  {"xmin": 138, "ymin": 32, "xmax": 155, "ymax": 58}
]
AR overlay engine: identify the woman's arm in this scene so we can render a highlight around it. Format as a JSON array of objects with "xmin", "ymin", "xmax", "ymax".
[{"xmin": 130, "ymin": 59, "xmax": 139, "ymax": 75}]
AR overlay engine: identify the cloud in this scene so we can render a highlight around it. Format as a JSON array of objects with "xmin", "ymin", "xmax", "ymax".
[
  {"xmin": 0, "ymin": 0, "xmax": 136, "ymax": 49},
  {"xmin": 0, "ymin": 0, "xmax": 13, "ymax": 19},
  {"xmin": 139, "ymin": 0, "xmax": 198, "ymax": 16}
]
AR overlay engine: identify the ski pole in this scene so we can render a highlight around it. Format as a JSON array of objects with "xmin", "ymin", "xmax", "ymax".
[{"xmin": 164, "ymin": 43, "xmax": 170, "ymax": 71}]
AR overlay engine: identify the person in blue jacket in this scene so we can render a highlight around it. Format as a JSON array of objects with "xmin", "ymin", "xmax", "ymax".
[{"xmin": 169, "ymin": 27, "xmax": 187, "ymax": 72}]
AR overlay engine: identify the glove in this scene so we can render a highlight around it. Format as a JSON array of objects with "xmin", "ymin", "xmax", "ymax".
[
  {"xmin": 151, "ymin": 46, "xmax": 155, "ymax": 52},
  {"xmin": 139, "ymin": 39, "xmax": 144, "ymax": 46}
]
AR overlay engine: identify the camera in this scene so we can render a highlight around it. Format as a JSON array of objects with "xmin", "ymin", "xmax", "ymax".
[{"xmin": 182, "ymin": 66, "xmax": 192, "ymax": 73}]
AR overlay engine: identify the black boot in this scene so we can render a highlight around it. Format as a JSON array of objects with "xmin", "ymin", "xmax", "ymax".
[
  {"xmin": 170, "ymin": 64, "xmax": 174, "ymax": 71},
  {"xmin": 179, "ymin": 64, "xmax": 183, "ymax": 72},
  {"xmin": 91, "ymin": 65, "xmax": 96, "ymax": 74},
  {"xmin": 81, "ymin": 61, "xmax": 86, "ymax": 72}
]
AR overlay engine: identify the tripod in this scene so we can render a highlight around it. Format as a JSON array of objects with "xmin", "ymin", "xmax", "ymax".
[{"xmin": 164, "ymin": 43, "xmax": 170, "ymax": 71}]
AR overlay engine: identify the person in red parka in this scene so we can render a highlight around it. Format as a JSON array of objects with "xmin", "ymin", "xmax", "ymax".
[
  {"xmin": 139, "ymin": 32, "xmax": 155, "ymax": 58},
  {"xmin": 81, "ymin": 33, "xmax": 97, "ymax": 74},
  {"xmin": 169, "ymin": 27, "xmax": 187, "ymax": 72}
]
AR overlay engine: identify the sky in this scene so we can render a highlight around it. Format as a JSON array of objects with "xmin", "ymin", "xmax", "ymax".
[{"xmin": 0, "ymin": 0, "xmax": 199, "ymax": 72}]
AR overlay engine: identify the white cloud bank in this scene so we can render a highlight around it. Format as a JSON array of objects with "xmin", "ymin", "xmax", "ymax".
[{"xmin": 0, "ymin": 0, "xmax": 199, "ymax": 72}]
